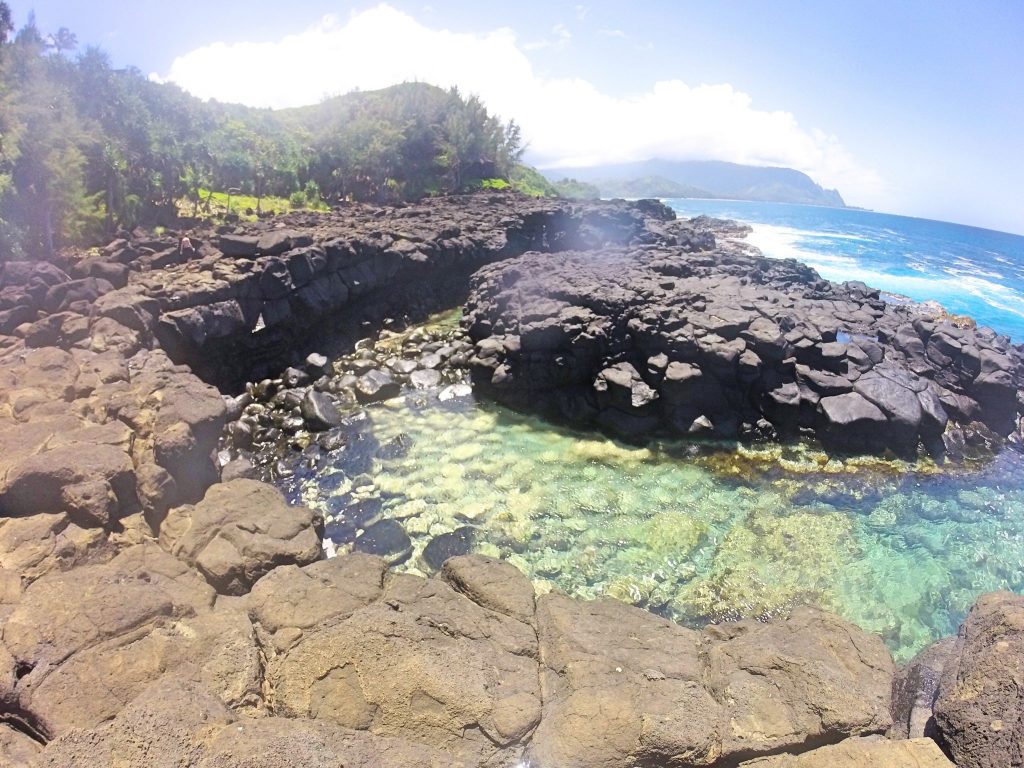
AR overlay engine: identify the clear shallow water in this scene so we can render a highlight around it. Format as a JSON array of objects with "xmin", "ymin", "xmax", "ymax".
[
  {"xmin": 293, "ymin": 383, "xmax": 1024, "ymax": 663},
  {"xmin": 289, "ymin": 204, "xmax": 1024, "ymax": 663},
  {"xmin": 663, "ymin": 198, "xmax": 1024, "ymax": 342}
]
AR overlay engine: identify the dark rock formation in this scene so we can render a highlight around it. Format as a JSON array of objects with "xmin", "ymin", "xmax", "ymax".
[
  {"xmin": 890, "ymin": 637, "xmax": 957, "ymax": 741},
  {"xmin": 463, "ymin": 243, "xmax": 1024, "ymax": 456}
]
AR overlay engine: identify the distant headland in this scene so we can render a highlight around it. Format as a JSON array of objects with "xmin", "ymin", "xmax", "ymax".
[{"xmin": 542, "ymin": 158, "xmax": 847, "ymax": 207}]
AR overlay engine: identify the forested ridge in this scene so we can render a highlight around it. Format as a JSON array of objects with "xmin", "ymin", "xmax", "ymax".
[{"xmin": 0, "ymin": 4, "xmax": 533, "ymax": 261}]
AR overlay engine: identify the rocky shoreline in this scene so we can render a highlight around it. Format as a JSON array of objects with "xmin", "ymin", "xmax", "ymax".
[
  {"xmin": 0, "ymin": 192, "xmax": 1020, "ymax": 766},
  {"xmin": 462, "ymin": 234, "xmax": 1024, "ymax": 459}
]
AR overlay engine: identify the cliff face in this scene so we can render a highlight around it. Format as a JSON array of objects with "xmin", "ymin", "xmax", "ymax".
[{"xmin": 544, "ymin": 158, "xmax": 847, "ymax": 206}]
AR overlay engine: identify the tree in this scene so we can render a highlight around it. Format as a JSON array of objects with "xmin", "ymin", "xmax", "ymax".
[
  {"xmin": 3, "ymin": 24, "xmax": 89, "ymax": 256},
  {"xmin": 0, "ymin": 2, "xmax": 13, "ymax": 45},
  {"xmin": 48, "ymin": 27, "xmax": 77, "ymax": 56}
]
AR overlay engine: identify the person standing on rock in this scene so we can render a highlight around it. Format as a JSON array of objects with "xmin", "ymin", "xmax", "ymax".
[{"xmin": 179, "ymin": 233, "xmax": 196, "ymax": 259}]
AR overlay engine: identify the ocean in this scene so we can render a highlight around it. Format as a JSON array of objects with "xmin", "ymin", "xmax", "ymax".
[
  {"xmin": 286, "ymin": 200, "xmax": 1024, "ymax": 663},
  {"xmin": 662, "ymin": 198, "xmax": 1024, "ymax": 342}
]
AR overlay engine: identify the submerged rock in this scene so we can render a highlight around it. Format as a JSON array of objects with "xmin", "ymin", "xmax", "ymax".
[
  {"xmin": 352, "ymin": 519, "xmax": 412, "ymax": 565},
  {"xmin": 421, "ymin": 526, "xmax": 476, "ymax": 571}
]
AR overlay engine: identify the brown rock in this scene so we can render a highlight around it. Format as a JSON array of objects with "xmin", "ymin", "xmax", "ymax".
[
  {"xmin": 195, "ymin": 715, "xmax": 464, "ymax": 768},
  {"xmin": 2, "ymin": 544, "xmax": 262, "ymax": 737},
  {"xmin": 160, "ymin": 479, "xmax": 323, "ymax": 596},
  {"xmin": 529, "ymin": 593, "xmax": 721, "ymax": 768},
  {"xmin": 0, "ymin": 513, "xmax": 111, "ymax": 583},
  {"xmin": 34, "ymin": 676, "xmax": 236, "ymax": 768},
  {"xmin": 935, "ymin": 591, "xmax": 1024, "ymax": 768},
  {"xmin": 739, "ymin": 736, "xmax": 953, "ymax": 767},
  {"xmin": 0, "ymin": 723, "xmax": 42, "ymax": 767},
  {"xmin": 528, "ymin": 597, "xmax": 895, "ymax": 768},
  {"xmin": 266, "ymin": 571, "xmax": 541, "ymax": 765},
  {"xmin": 702, "ymin": 606, "xmax": 895, "ymax": 762},
  {"xmin": 246, "ymin": 553, "xmax": 386, "ymax": 635},
  {"xmin": 441, "ymin": 554, "xmax": 536, "ymax": 625}
]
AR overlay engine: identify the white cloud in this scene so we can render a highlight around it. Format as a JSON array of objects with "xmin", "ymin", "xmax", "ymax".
[
  {"xmin": 598, "ymin": 28, "xmax": 627, "ymax": 39},
  {"xmin": 524, "ymin": 23, "xmax": 572, "ymax": 52},
  {"xmin": 158, "ymin": 3, "xmax": 883, "ymax": 203}
]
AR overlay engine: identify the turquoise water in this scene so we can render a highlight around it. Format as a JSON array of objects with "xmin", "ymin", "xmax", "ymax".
[
  {"xmin": 291, "ymin": 203, "xmax": 1024, "ymax": 663},
  {"xmin": 664, "ymin": 198, "xmax": 1024, "ymax": 341}
]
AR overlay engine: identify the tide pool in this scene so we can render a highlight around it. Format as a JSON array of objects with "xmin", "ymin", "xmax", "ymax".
[{"xmin": 286, "ymin": 203, "xmax": 1024, "ymax": 664}]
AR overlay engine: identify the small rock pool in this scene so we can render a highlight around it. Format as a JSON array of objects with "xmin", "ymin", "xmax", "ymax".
[{"xmin": 271, "ymin": 313, "xmax": 1024, "ymax": 663}]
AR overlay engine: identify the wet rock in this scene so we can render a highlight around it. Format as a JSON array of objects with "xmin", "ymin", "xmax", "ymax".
[
  {"xmin": 352, "ymin": 519, "xmax": 412, "ymax": 565},
  {"xmin": 376, "ymin": 433, "xmax": 413, "ymax": 460},
  {"xmin": 300, "ymin": 389, "xmax": 342, "ymax": 430},
  {"xmin": 438, "ymin": 383, "xmax": 472, "ymax": 401},
  {"xmin": 281, "ymin": 366, "xmax": 309, "ymax": 388},
  {"xmin": 421, "ymin": 526, "xmax": 476, "ymax": 571},
  {"xmin": 890, "ymin": 636, "xmax": 957, "ymax": 740},
  {"xmin": 409, "ymin": 368, "xmax": 442, "ymax": 389},
  {"xmin": 355, "ymin": 369, "xmax": 401, "ymax": 403},
  {"xmin": 325, "ymin": 497, "xmax": 384, "ymax": 543},
  {"xmin": 305, "ymin": 352, "xmax": 330, "ymax": 377}
]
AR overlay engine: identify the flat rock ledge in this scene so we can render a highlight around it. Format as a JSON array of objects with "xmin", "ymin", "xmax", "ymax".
[
  {"xmin": 463, "ymin": 245, "xmax": 1024, "ymax": 457},
  {"xmin": 0, "ymin": 193, "xmax": 1016, "ymax": 766}
]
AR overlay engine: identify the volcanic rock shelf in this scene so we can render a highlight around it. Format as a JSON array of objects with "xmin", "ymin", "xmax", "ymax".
[
  {"xmin": 463, "ymin": 243, "xmax": 1024, "ymax": 457},
  {"xmin": 0, "ymin": 192, "xmax": 1018, "ymax": 766}
]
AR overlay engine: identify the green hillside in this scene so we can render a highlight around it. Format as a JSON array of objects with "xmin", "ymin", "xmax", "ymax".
[{"xmin": 0, "ymin": 8, "xmax": 528, "ymax": 260}]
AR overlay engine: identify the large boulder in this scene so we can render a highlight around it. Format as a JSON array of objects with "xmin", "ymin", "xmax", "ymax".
[
  {"xmin": 528, "ymin": 594, "xmax": 721, "ymax": 768},
  {"xmin": 0, "ymin": 543, "xmax": 260, "ymax": 738},
  {"xmin": 159, "ymin": 479, "xmax": 323, "ymax": 596},
  {"xmin": 0, "ymin": 415, "xmax": 137, "ymax": 526},
  {"xmin": 527, "ymin": 598, "xmax": 894, "ymax": 768},
  {"xmin": 934, "ymin": 591, "xmax": 1024, "ymax": 768},
  {"xmin": 462, "ymin": 245, "xmax": 1024, "ymax": 457},
  {"xmin": 702, "ymin": 606, "xmax": 896, "ymax": 761},
  {"xmin": 264, "ymin": 558, "xmax": 542, "ymax": 766}
]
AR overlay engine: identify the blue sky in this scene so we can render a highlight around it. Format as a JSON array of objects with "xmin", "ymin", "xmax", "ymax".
[{"xmin": 15, "ymin": 1, "xmax": 1024, "ymax": 235}]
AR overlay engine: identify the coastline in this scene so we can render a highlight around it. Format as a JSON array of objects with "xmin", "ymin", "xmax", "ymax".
[{"xmin": 0, "ymin": 193, "xmax": 1019, "ymax": 766}]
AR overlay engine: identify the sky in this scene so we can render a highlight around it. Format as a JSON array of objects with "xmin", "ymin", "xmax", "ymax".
[{"xmin": 14, "ymin": 1, "xmax": 1024, "ymax": 235}]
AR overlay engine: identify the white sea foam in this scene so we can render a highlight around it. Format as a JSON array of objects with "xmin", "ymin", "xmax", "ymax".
[{"xmin": 745, "ymin": 223, "xmax": 1024, "ymax": 327}]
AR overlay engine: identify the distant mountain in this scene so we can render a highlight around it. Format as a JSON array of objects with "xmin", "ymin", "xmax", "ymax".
[{"xmin": 540, "ymin": 159, "xmax": 845, "ymax": 207}]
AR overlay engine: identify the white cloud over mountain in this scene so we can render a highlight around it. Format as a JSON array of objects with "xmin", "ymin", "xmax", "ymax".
[{"xmin": 159, "ymin": 3, "xmax": 883, "ymax": 202}]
